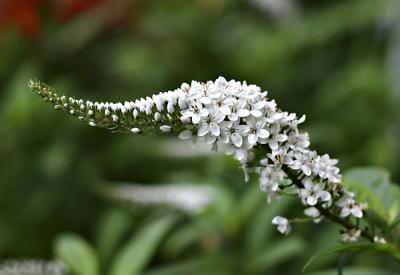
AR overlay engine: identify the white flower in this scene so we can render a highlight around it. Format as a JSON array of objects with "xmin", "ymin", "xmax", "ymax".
[
  {"xmin": 289, "ymin": 150, "xmax": 315, "ymax": 176},
  {"xmin": 225, "ymin": 141, "xmax": 253, "ymax": 161},
  {"xmin": 304, "ymin": 207, "xmax": 322, "ymax": 223},
  {"xmin": 33, "ymin": 76, "xmax": 367, "ymax": 244},
  {"xmin": 266, "ymin": 146, "xmax": 294, "ymax": 168},
  {"xmin": 197, "ymin": 111, "xmax": 225, "ymax": 137},
  {"xmin": 267, "ymin": 134, "xmax": 288, "ymax": 151},
  {"xmin": 259, "ymin": 166, "xmax": 286, "ymax": 202},
  {"xmin": 246, "ymin": 117, "xmax": 269, "ymax": 145},
  {"xmin": 342, "ymin": 228, "xmax": 361, "ymax": 242},
  {"xmin": 219, "ymin": 121, "xmax": 249, "ymax": 147},
  {"xmin": 313, "ymin": 154, "xmax": 341, "ymax": 183},
  {"xmin": 337, "ymin": 197, "xmax": 364, "ymax": 218},
  {"xmin": 272, "ymin": 216, "xmax": 291, "ymax": 235},
  {"xmin": 287, "ymin": 132, "xmax": 310, "ymax": 152},
  {"xmin": 248, "ymin": 100, "xmax": 266, "ymax": 117},
  {"xmin": 181, "ymin": 101, "xmax": 209, "ymax": 124},
  {"xmin": 221, "ymin": 98, "xmax": 250, "ymax": 121},
  {"xmin": 298, "ymin": 179, "xmax": 331, "ymax": 206}
]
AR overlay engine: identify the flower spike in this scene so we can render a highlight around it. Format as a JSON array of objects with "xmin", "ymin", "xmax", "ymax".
[{"xmin": 29, "ymin": 77, "xmax": 373, "ymax": 242}]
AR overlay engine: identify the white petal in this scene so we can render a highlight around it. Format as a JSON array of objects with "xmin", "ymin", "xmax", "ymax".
[
  {"xmin": 304, "ymin": 207, "xmax": 320, "ymax": 218},
  {"xmin": 235, "ymin": 149, "xmax": 245, "ymax": 161},
  {"xmin": 192, "ymin": 114, "xmax": 201, "ymax": 124},
  {"xmin": 258, "ymin": 129, "xmax": 270, "ymax": 139},
  {"xmin": 248, "ymin": 134, "xmax": 258, "ymax": 145},
  {"xmin": 197, "ymin": 125, "xmax": 209, "ymax": 136},
  {"xmin": 254, "ymin": 101, "xmax": 266, "ymax": 109},
  {"xmin": 199, "ymin": 108, "xmax": 209, "ymax": 117},
  {"xmin": 214, "ymin": 113, "xmax": 226, "ymax": 123},
  {"xmin": 209, "ymin": 123, "xmax": 220, "ymax": 136},
  {"xmin": 220, "ymin": 106, "xmax": 231, "ymax": 115},
  {"xmin": 237, "ymin": 125, "xmax": 250, "ymax": 134},
  {"xmin": 340, "ymin": 207, "xmax": 350, "ymax": 217},
  {"xmin": 231, "ymin": 133, "xmax": 243, "ymax": 147},
  {"xmin": 238, "ymin": 109, "xmax": 250, "ymax": 117},
  {"xmin": 319, "ymin": 191, "xmax": 331, "ymax": 202},
  {"xmin": 276, "ymin": 134, "xmax": 288, "ymax": 142},
  {"xmin": 228, "ymin": 113, "xmax": 239, "ymax": 121},
  {"xmin": 200, "ymin": 97, "xmax": 211, "ymax": 105},
  {"xmin": 251, "ymin": 109, "xmax": 262, "ymax": 117},
  {"xmin": 307, "ymin": 196, "xmax": 318, "ymax": 206},
  {"xmin": 269, "ymin": 140, "xmax": 279, "ymax": 151},
  {"xmin": 351, "ymin": 208, "xmax": 363, "ymax": 218},
  {"xmin": 302, "ymin": 166, "xmax": 312, "ymax": 176}
]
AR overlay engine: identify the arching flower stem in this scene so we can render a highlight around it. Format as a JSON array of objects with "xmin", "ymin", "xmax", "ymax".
[{"xmin": 282, "ymin": 166, "xmax": 374, "ymax": 242}]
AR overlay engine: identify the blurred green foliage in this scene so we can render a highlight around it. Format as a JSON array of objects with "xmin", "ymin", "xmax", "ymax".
[{"xmin": 0, "ymin": 0, "xmax": 400, "ymax": 274}]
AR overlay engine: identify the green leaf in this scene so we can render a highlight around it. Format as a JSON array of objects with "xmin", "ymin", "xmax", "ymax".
[
  {"xmin": 109, "ymin": 215, "xmax": 175, "ymax": 275},
  {"xmin": 143, "ymin": 255, "xmax": 231, "ymax": 275},
  {"xmin": 54, "ymin": 233, "xmax": 99, "ymax": 275},
  {"xmin": 247, "ymin": 237, "xmax": 305, "ymax": 273},
  {"xmin": 303, "ymin": 242, "xmax": 400, "ymax": 272},
  {"xmin": 161, "ymin": 220, "xmax": 216, "ymax": 258},
  {"xmin": 244, "ymin": 197, "xmax": 296, "ymax": 254},
  {"xmin": 308, "ymin": 266, "xmax": 399, "ymax": 275},
  {"xmin": 344, "ymin": 167, "xmax": 400, "ymax": 223},
  {"xmin": 96, "ymin": 208, "xmax": 133, "ymax": 264}
]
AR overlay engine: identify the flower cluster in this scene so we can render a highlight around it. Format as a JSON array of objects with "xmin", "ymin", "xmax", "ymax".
[{"xmin": 29, "ymin": 77, "xmax": 370, "ymax": 242}]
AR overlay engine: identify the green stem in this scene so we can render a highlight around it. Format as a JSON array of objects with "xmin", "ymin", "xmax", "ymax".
[{"xmin": 282, "ymin": 166, "xmax": 375, "ymax": 242}]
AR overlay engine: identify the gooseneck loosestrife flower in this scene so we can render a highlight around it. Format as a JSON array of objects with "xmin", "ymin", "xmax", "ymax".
[{"xmin": 29, "ymin": 77, "xmax": 375, "ymax": 243}]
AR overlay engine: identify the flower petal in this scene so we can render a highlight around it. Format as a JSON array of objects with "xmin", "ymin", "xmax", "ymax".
[
  {"xmin": 231, "ymin": 133, "xmax": 243, "ymax": 147},
  {"xmin": 258, "ymin": 129, "xmax": 270, "ymax": 139},
  {"xmin": 197, "ymin": 124, "xmax": 209, "ymax": 136},
  {"xmin": 209, "ymin": 123, "xmax": 220, "ymax": 136},
  {"xmin": 248, "ymin": 133, "xmax": 258, "ymax": 145}
]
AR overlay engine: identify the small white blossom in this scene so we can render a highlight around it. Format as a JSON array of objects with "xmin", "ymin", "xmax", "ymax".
[
  {"xmin": 181, "ymin": 101, "xmax": 209, "ymax": 124},
  {"xmin": 298, "ymin": 179, "xmax": 331, "ymax": 206},
  {"xmin": 337, "ymin": 197, "xmax": 364, "ymax": 218},
  {"xmin": 272, "ymin": 216, "xmax": 291, "ymax": 235},
  {"xmin": 246, "ymin": 117, "xmax": 269, "ymax": 145},
  {"xmin": 31, "ymin": 76, "xmax": 368, "ymax": 243},
  {"xmin": 304, "ymin": 207, "xmax": 322, "ymax": 223},
  {"xmin": 197, "ymin": 111, "xmax": 225, "ymax": 137},
  {"xmin": 219, "ymin": 121, "xmax": 249, "ymax": 147},
  {"xmin": 289, "ymin": 150, "xmax": 315, "ymax": 176},
  {"xmin": 313, "ymin": 154, "xmax": 341, "ymax": 183}
]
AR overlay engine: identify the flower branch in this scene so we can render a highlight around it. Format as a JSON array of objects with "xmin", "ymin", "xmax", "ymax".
[{"xmin": 29, "ymin": 77, "xmax": 382, "ymax": 244}]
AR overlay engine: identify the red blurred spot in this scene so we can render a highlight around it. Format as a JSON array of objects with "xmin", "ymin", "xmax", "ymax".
[
  {"xmin": 56, "ymin": 0, "xmax": 101, "ymax": 22},
  {"xmin": 0, "ymin": 0, "xmax": 43, "ymax": 39}
]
